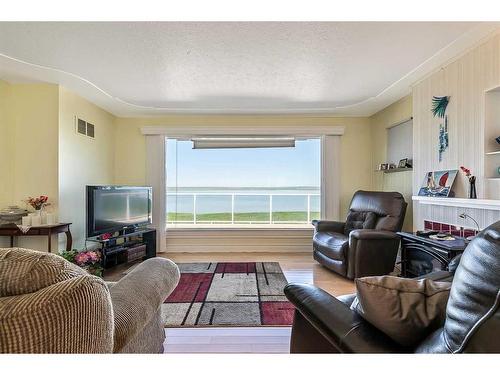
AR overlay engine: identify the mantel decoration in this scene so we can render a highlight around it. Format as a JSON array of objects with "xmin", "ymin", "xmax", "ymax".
[
  {"xmin": 418, "ymin": 169, "xmax": 458, "ymax": 197},
  {"xmin": 60, "ymin": 249, "xmax": 103, "ymax": 277},
  {"xmin": 460, "ymin": 166, "xmax": 477, "ymax": 199},
  {"xmin": 431, "ymin": 96, "xmax": 450, "ymax": 162}
]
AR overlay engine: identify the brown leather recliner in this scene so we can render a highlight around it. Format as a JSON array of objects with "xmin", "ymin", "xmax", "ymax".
[
  {"xmin": 285, "ymin": 220, "xmax": 500, "ymax": 353},
  {"xmin": 312, "ymin": 190, "xmax": 407, "ymax": 279}
]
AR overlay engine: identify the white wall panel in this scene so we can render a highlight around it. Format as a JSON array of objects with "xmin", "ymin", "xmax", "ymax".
[{"xmin": 412, "ymin": 33, "xmax": 500, "ymax": 230}]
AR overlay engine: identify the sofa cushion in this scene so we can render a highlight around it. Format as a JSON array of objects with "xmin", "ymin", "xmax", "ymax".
[
  {"xmin": 0, "ymin": 247, "xmax": 86, "ymax": 297},
  {"xmin": 344, "ymin": 211, "xmax": 377, "ymax": 236},
  {"xmin": 313, "ymin": 231, "xmax": 348, "ymax": 260},
  {"xmin": 350, "ymin": 275, "xmax": 451, "ymax": 347}
]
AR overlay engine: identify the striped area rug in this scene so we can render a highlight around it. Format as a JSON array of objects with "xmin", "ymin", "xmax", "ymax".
[{"xmin": 162, "ymin": 262, "xmax": 295, "ymax": 327}]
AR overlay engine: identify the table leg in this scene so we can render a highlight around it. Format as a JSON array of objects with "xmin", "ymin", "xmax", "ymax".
[
  {"xmin": 48, "ymin": 229, "xmax": 52, "ymax": 253},
  {"xmin": 65, "ymin": 229, "xmax": 73, "ymax": 251},
  {"xmin": 10, "ymin": 236, "xmax": 14, "ymax": 247}
]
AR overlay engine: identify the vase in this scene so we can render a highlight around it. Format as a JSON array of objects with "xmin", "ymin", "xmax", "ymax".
[{"xmin": 468, "ymin": 176, "xmax": 477, "ymax": 199}]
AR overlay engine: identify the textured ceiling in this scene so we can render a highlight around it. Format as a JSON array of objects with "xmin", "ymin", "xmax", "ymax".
[{"xmin": 0, "ymin": 22, "xmax": 496, "ymax": 116}]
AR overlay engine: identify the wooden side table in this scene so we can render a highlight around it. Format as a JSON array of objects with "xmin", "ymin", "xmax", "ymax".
[{"xmin": 0, "ymin": 223, "xmax": 73, "ymax": 253}]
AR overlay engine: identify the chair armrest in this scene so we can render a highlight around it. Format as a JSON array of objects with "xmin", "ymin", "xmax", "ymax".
[
  {"xmin": 109, "ymin": 258, "xmax": 180, "ymax": 352},
  {"xmin": 347, "ymin": 230, "xmax": 401, "ymax": 278},
  {"xmin": 349, "ymin": 229, "xmax": 398, "ymax": 240},
  {"xmin": 312, "ymin": 220, "xmax": 345, "ymax": 233},
  {"xmin": 0, "ymin": 276, "xmax": 114, "ymax": 353},
  {"xmin": 284, "ymin": 283, "xmax": 405, "ymax": 353}
]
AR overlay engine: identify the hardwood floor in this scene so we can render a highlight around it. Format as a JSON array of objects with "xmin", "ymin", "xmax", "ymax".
[{"xmin": 104, "ymin": 252, "xmax": 355, "ymax": 353}]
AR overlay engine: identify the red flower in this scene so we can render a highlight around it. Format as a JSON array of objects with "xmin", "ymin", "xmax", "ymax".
[{"xmin": 460, "ymin": 166, "xmax": 471, "ymax": 177}]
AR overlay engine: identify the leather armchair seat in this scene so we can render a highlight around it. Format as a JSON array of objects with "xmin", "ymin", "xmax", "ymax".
[
  {"xmin": 285, "ymin": 221, "xmax": 500, "ymax": 353},
  {"xmin": 313, "ymin": 191, "xmax": 407, "ymax": 279}
]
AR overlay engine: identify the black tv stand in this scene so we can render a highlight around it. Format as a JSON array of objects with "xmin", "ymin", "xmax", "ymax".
[{"xmin": 87, "ymin": 228, "xmax": 157, "ymax": 270}]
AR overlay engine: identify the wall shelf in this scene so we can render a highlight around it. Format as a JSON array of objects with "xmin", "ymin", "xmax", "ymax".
[
  {"xmin": 375, "ymin": 167, "xmax": 413, "ymax": 173},
  {"xmin": 485, "ymin": 150, "xmax": 500, "ymax": 155},
  {"xmin": 412, "ymin": 196, "xmax": 500, "ymax": 211}
]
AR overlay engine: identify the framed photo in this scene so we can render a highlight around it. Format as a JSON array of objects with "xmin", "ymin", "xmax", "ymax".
[
  {"xmin": 418, "ymin": 170, "xmax": 458, "ymax": 197},
  {"xmin": 398, "ymin": 158, "xmax": 408, "ymax": 168},
  {"xmin": 379, "ymin": 163, "xmax": 388, "ymax": 170}
]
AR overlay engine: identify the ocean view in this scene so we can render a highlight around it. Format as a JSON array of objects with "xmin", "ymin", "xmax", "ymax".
[{"xmin": 166, "ymin": 187, "xmax": 320, "ymax": 224}]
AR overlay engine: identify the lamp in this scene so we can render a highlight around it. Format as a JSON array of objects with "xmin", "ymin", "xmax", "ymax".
[{"xmin": 458, "ymin": 212, "xmax": 480, "ymax": 241}]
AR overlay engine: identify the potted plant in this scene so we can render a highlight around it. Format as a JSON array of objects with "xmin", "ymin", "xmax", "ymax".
[
  {"xmin": 60, "ymin": 249, "xmax": 103, "ymax": 277},
  {"xmin": 25, "ymin": 195, "xmax": 50, "ymax": 212}
]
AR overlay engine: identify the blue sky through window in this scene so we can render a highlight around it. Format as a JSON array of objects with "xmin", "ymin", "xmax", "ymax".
[{"xmin": 166, "ymin": 138, "xmax": 321, "ymax": 189}]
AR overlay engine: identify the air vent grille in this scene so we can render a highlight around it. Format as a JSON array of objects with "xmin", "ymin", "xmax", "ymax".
[
  {"xmin": 86, "ymin": 123, "xmax": 95, "ymax": 138},
  {"xmin": 75, "ymin": 117, "xmax": 95, "ymax": 139},
  {"xmin": 77, "ymin": 118, "xmax": 86, "ymax": 135}
]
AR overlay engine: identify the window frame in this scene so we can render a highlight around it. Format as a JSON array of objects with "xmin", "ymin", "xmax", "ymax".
[{"xmin": 143, "ymin": 124, "xmax": 344, "ymax": 251}]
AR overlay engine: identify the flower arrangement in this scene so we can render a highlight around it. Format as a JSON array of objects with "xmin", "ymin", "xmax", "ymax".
[
  {"xmin": 60, "ymin": 249, "xmax": 103, "ymax": 277},
  {"xmin": 25, "ymin": 195, "xmax": 50, "ymax": 211},
  {"xmin": 460, "ymin": 166, "xmax": 477, "ymax": 199}
]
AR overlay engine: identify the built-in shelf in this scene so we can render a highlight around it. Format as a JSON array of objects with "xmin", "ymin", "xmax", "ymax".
[
  {"xmin": 412, "ymin": 196, "xmax": 500, "ymax": 210},
  {"xmin": 485, "ymin": 150, "xmax": 500, "ymax": 155},
  {"xmin": 375, "ymin": 167, "xmax": 413, "ymax": 173}
]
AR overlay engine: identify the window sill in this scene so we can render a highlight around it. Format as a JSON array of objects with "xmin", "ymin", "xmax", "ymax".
[{"xmin": 166, "ymin": 227, "xmax": 313, "ymax": 238}]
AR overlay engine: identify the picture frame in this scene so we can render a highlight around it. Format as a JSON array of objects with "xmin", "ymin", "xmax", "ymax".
[
  {"xmin": 379, "ymin": 163, "xmax": 388, "ymax": 170},
  {"xmin": 418, "ymin": 169, "xmax": 458, "ymax": 197},
  {"xmin": 398, "ymin": 158, "xmax": 408, "ymax": 168}
]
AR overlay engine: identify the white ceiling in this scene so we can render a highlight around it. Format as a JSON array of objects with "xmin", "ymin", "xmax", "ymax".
[{"xmin": 0, "ymin": 22, "xmax": 498, "ymax": 117}]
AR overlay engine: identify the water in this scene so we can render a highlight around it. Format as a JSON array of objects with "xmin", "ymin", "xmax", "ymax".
[{"xmin": 166, "ymin": 187, "xmax": 320, "ymax": 219}]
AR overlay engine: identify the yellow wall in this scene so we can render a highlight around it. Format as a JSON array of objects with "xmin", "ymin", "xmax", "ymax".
[
  {"xmin": 369, "ymin": 95, "xmax": 413, "ymax": 231},
  {"xmin": 0, "ymin": 83, "xmax": 59, "ymax": 250},
  {"xmin": 0, "ymin": 80, "xmax": 13, "ymax": 209},
  {"xmin": 114, "ymin": 115, "xmax": 373, "ymax": 217},
  {"xmin": 9, "ymin": 84, "xmax": 60, "ymax": 210},
  {"xmin": 58, "ymin": 87, "xmax": 116, "ymax": 248}
]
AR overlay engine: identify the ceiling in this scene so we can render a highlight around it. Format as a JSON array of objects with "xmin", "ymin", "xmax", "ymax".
[{"xmin": 0, "ymin": 22, "xmax": 498, "ymax": 117}]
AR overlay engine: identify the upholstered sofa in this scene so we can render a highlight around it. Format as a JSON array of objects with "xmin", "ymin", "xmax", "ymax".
[
  {"xmin": 312, "ymin": 190, "xmax": 407, "ymax": 279},
  {"xmin": 0, "ymin": 247, "xmax": 180, "ymax": 353}
]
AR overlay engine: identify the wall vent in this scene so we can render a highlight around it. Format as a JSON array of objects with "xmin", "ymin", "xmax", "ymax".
[{"xmin": 75, "ymin": 117, "xmax": 95, "ymax": 139}]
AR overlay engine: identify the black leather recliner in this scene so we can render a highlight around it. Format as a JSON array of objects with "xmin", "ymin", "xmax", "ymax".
[
  {"xmin": 285, "ymin": 221, "xmax": 500, "ymax": 353},
  {"xmin": 313, "ymin": 190, "xmax": 407, "ymax": 279}
]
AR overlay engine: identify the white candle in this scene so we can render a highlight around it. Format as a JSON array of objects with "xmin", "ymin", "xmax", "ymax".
[
  {"xmin": 31, "ymin": 216, "xmax": 41, "ymax": 226},
  {"xmin": 46, "ymin": 213, "xmax": 55, "ymax": 225},
  {"xmin": 22, "ymin": 216, "xmax": 31, "ymax": 226}
]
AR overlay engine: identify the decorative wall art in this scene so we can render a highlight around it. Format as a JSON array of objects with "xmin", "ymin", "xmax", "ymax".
[
  {"xmin": 418, "ymin": 169, "xmax": 458, "ymax": 197},
  {"xmin": 431, "ymin": 96, "xmax": 450, "ymax": 162}
]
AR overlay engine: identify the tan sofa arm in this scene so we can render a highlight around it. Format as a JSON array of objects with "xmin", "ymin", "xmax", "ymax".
[
  {"xmin": 0, "ymin": 275, "xmax": 114, "ymax": 353},
  {"xmin": 109, "ymin": 257, "xmax": 180, "ymax": 352}
]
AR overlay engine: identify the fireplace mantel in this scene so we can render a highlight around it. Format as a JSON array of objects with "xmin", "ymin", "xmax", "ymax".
[{"xmin": 412, "ymin": 196, "xmax": 500, "ymax": 211}]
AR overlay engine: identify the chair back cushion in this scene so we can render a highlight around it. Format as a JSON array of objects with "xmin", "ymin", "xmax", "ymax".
[
  {"xmin": 344, "ymin": 211, "xmax": 377, "ymax": 235},
  {"xmin": 0, "ymin": 247, "xmax": 86, "ymax": 297},
  {"xmin": 347, "ymin": 191, "xmax": 407, "ymax": 232}
]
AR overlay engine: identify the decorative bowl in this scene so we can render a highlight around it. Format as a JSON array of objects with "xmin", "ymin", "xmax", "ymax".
[{"xmin": 0, "ymin": 206, "xmax": 29, "ymax": 223}]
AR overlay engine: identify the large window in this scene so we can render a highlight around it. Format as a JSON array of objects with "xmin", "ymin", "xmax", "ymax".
[{"xmin": 166, "ymin": 138, "xmax": 321, "ymax": 228}]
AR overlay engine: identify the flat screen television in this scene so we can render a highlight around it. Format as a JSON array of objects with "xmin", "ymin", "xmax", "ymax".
[{"xmin": 86, "ymin": 185, "xmax": 152, "ymax": 238}]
